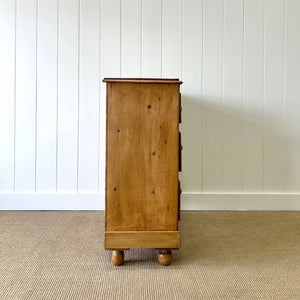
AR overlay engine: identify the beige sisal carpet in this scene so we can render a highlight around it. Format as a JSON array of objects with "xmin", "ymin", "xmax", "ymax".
[{"xmin": 0, "ymin": 211, "xmax": 299, "ymax": 299}]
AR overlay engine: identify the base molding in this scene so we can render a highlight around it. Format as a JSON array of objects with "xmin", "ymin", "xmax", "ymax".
[
  {"xmin": 0, "ymin": 193, "xmax": 104, "ymax": 210},
  {"xmin": 105, "ymin": 231, "xmax": 181, "ymax": 249},
  {"xmin": 181, "ymin": 193, "xmax": 300, "ymax": 210},
  {"xmin": 0, "ymin": 193, "xmax": 299, "ymax": 210}
]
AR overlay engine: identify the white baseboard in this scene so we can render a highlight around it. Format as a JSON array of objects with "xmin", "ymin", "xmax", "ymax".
[
  {"xmin": 0, "ymin": 193, "xmax": 104, "ymax": 210},
  {"xmin": 181, "ymin": 193, "xmax": 300, "ymax": 210},
  {"xmin": 0, "ymin": 193, "xmax": 299, "ymax": 210}
]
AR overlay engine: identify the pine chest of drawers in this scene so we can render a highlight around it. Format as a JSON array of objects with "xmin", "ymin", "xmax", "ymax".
[{"xmin": 103, "ymin": 78, "xmax": 182, "ymax": 266}]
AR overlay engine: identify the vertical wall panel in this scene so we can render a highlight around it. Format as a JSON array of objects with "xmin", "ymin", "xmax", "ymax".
[
  {"xmin": 202, "ymin": 0, "xmax": 224, "ymax": 192},
  {"xmin": 15, "ymin": 0, "xmax": 37, "ymax": 192},
  {"xmin": 285, "ymin": 0, "xmax": 300, "ymax": 192},
  {"xmin": 100, "ymin": 0, "xmax": 120, "ymax": 78},
  {"xmin": 162, "ymin": 0, "xmax": 182, "ymax": 78},
  {"xmin": 181, "ymin": 0, "xmax": 203, "ymax": 192},
  {"xmin": 0, "ymin": 0, "xmax": 15, "ymax": 191},
  {"xmin": 141, "ymin": 0, "xmax": 161, "ymax": 77},
  {"xmin": 161, "ymin": 0, "xmax": 182, "ymax": 186},
  {"xmin": 99, "ymin": 0, "xmax": 121, "ymax": 192},
  {"xmin": 263, "ymin": 0, "xmax": 285, "ymax": 192},
  {"xmin": 78, "ymin": 0, "xmax": 100, "ymax": 192},
  {"xmin": 36, "ymin": 0, "xmax": 57, "ymax": 192},
  {"xmin": 223, "ymin": 0, "xmax": 243, "ymax": 192},
  {"xmin": 2, "ymin": 0, "xmax": 300, "ymax": 208},
  {"xmin": 121, "ymin": 0, "xmax": 141, "ymax": 77},
  {"xmin": 57, "ymin": 0, "xmax": 79, "ymax": 192},
  {"xmin": 243, "ymin": 0, "xmax": 264, "ymax": 192}
]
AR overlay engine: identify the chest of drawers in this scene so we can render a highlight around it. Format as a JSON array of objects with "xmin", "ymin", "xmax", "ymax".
[{"xmin": 103, "ymin": 78, "xmax": 182, "ymax": 266}]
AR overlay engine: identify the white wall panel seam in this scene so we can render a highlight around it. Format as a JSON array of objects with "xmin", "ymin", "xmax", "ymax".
[
  {"xmin": 97, "ymin": 0, "xmax": 103, "ymax": 193},
  {"xmin": 262, "ymin": 0, "xmax": 265, "ymax": 193},
  {"xmin": 221, "ymin": 0, "xmax": 225, "ymax": 191},
  {"xmin": 55, "ymin": 0, "xmax": 59, "ymax": 193},
  {"xmin": 77, "ymin": 0, "xmax": 80, "ymax": 193},
  {"xmin": 15, "ymin": 0, "xmax": 37, "ymax": 191},
  {"xmin": 243, "ymin": 0, "xmax": 264, "ymax": 191},
  {"xmin": 36, "ymin": 0, "xmax": 58, "ymax": 191},
  {"xmin": 180, "ymin": 0, "xmax": 183, "ymax": 80},
  {"xmin": 242, "ymin": 0, "xmax": 245, "ymax": 193},
  {"xmin": 0, "ymin": 0, "xmax": 16, "ymax": 191},
  {"xmin": 283, "ymin": 0, "xmax": 286, "ymax": 193},
  {"xmin": 34, "ymin": 0, "xmax": 38, "ymax": 192},
  {"xmin": 200, "ymin": 0, "xmax": 204, "ymax": 194},
  {"xmin": 264, "ymin": 0, "xmax": 285, "ymax": 192},
  {"xmin": 119, "ymin": 0, "xmax": 121, "ymax": 77},
  {"xmin": 13, "ymin": 0, "xmax": 17, "ymax": 192},
  {"xmin": 140, "ymin": 0, "xmax": 142, "ymax": 76},
  {"xmin": 57, "ymin": 0, "xmax": 80, "ymax": 191},
  {"xmin": 160, "ymin": 0, "xmax": 163, "ymax": 78}
]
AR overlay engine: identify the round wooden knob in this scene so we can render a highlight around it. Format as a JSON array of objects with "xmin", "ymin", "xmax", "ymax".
[
  {"xmin": 158, "ymin": 250, "xmax": 173, "ymax": 266},
  {"xmin": 112, "ymin": 250, "xmax": 124, "ymax": 266}
]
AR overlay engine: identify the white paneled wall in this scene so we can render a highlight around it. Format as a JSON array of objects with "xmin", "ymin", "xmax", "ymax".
[
  {"xmin": 15, "ymin": 0, "xmax": 37, "ymax": 192},
  {"xmin": 0, "ymin": 0, "xmax": 300, "ymax": 210},
  {"xmin": 36, "ymin": 0, "xmax": 58, "ymax": 192}
]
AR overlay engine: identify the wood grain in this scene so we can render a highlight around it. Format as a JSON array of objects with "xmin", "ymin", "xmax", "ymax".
[
  {"xmin": 103, "ymin": 78, "xmax": 182, "ymax": 84},
  {"xmin": 139, "ymin": 83, "xmax": 179, "ymax": 230},
  {"xmin": 158, "ymin": 249, "xmax": 173, "ymax": 266},
  {"xmin": 105, "ymin": 82, "xmax": 180, "ymax": 232},
  {"xmin": 106, "ymin": 83, "xmax": 142, "ymax": 231},
  {"xmin": 105, "ymin": 231, "xmax": 181, "ymax": 249}
]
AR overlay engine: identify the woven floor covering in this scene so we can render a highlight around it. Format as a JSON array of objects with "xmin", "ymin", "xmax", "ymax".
[{"xmin": 0, "ymin": 211, "xmax": 299, "ymax": 300}]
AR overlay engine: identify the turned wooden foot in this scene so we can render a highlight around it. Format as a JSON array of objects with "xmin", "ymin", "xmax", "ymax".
[
  {"xmin": 112, "ymin": 250, "xmax": 124, "ymax": 266},
  {"xmin": 158, "ymin": 249, "xmax": 173, "ymax": 266}
]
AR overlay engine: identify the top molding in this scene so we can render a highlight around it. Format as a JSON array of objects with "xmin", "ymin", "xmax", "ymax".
[{"xmin": 103, "ymin": 78, "xmax": 183, "ymax": 84}]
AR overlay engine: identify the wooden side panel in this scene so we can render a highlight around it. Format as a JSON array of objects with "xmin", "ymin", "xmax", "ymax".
[
  {"xmin": 105, "ymin": 231, "xmax": 181, "ymax": 249},
  {"xmin": 139, "ymin": 84, "xmax": 179, "ymax": 231},
  {"xmin": 106, "ymin": 83, "xmax": 179, "ymax": 232},
  {"xmin": 106, "ymin": 83, "xmax": 142, "ymax": 231}
]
